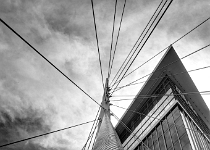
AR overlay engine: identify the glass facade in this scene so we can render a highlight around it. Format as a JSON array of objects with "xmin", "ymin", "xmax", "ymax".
[
  {"xmin": 119, "ymin": 77, "xmax": 171, "ymax": 143},
  {"xmin": 117, "ymin": 76, "xmax": 210, "ymax": 150},
  {"xmin": 134, "ymin": 106, "xmax": 193, "ymax": 150},
  {"xmin": 182, "ymin": 111, "xmax": 210, "ymax": 149}
]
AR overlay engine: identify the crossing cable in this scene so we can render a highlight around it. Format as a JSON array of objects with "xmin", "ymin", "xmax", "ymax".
[
  {"xmin": 111, "ymin": 104, "xmax": 210, "ymax": 137},
  {"xmin": 111, "ymin": 111, "xmax": 151, "ymax": 150},
  {"xmin": 91, "ymin": 121, "xmax": 100, "ymax": 150},
  {"xmin": 109, "ymin": 0, "xmax": 127, "ymax": 78},
  {"xmin": 87, "ymin": 120, "xmax": 99, "ymax": 150},
  {"xmin": 0, "ymin": 18, "xmax": 104, "ymax": 109},
  {"xmin": 111, "ymin": 0, "xmax": 168, "ymax": 88},
  {"xmin": 82, "ymin": 107, "xmax": 100, "ymax": 150},
  {"xmin": 116, "ymin": 16, "xmax": 210, "ymax": 82},
  {"xmin": 110, "ymin": 0, "xmax": 164, "ymax": 86},
  {"xmin": 111, "ymin": 90, "xmax": 210, "ymax": 99},
  {"xmin": 90, "ymin": 0, "xmax": 105, "ymax": 90},
  {"xmin": 108, "ymin": 0, "xmax": 118, "ymax": 79},
  {"xmin": 112, "ymin": 43, "xmax": 210, "ymax": 93},
  {"xmin": 110, "ymin": 0, "xmax": 173, "ymax": 94},
  {"xmin": 0, "ymin": 120, "xmax": 95, "ymax": 148},
  {"xmin": 114, "ymin": 65, "xmax": 210, "ymax": 92}
]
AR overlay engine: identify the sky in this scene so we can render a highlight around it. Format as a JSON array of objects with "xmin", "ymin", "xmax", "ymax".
[{"xmin": 0, "ymin": 0, "xmax": 210, "ymax": 149}]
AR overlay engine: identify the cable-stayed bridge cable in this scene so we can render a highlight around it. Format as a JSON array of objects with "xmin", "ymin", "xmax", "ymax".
[
  {"xmin": 114, "ymin": 65, "xmax": 210, "ymax": 92},
  {"xmin": 113, "ymin": 16, "xmax": 210, "ymax": 84},
  {"xmin": 111, "ymin": 111, "xmax": 151, "ymax": 150},
  {"xmin": 108, "ymin": 0, "xmax": 118, "ymax": 79},
  {"xmin": 0, "ymin": 18, "xmax": 103, "ymax": 108},
  {"xmin": 90, "ymin": 0, "xmax": 105, "ymax": 90},
  {"xmin": 111, "ymin": 90, "xmax": 210, "ymax": 99},
  {"xmin": 0, "ymin": 120, "xmax": 95, "ymax": 148},
  {"xmin": 111, "ymin": 104, "xmax": 210, "ymax": 137},
  {"xmin": 110, "ymin": 0, "xmax": 164, "ymax": 86},
  {"xmin": 82, "ymin": 107, "xmax": 100, "ymax": 150},
  {"xmin": 111, "ymin": 0, "xmax": 173, "ymax": 94},
  {"xmin": 109, "ymin": 0, "xmax": 127, "ymax": 79},
  {"xmin": 112, "ymin": 44, "xmax": 210, "ymax": 93},
  {"xmin": 111, "ymin": 0, "xmax": 168, "ymax": 87}
]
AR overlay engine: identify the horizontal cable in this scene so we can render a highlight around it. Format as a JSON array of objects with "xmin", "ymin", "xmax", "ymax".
[
  {"xmin": 111, "ymin": 90, "xmax": 210, "ymax": 98},
  {"xmin": 112, "ymin": 43, "xmax": 210, "ymax": 93},
  {"xmin": 0, "ymin": 18, "xmax": 103, "ymax": 109},
  {"xmin": 111, "ymin": 111, "xmax": 151, "ymax": 150},
  {"xmin": 111, "ymin": 104, "xmax": 210, "ymax": 137},
  {"xmin": 110, "ymin": 98, "xmax": 133, "ymax": 101},
  {"xmin": 116, "ymin": 16, "xmax": 210, "ymax": 82},
  {"xmin": 111, "ymin": 0, "xmax": 173, "ymax": 94},
  {"xmin": 109, "ymin": 0, "xmax": 164, "ymax": 86},
  {"xmin": 0, "ymin": 120, "xmax": 95, "ymax": 148},
  {"xmin": 115, "ymin": 65, "xmax": 210, "ymax": 92}
]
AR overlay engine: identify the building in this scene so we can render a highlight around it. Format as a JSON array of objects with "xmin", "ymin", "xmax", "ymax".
[{"xmin": 115, "ymin": 46, "xmax": 210, "ymax": 150}]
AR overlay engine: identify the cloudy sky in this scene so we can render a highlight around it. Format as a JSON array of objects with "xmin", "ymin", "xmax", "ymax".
[{"xmin": 0, "ymin": 0, "xmax": 210, "ymax": 149}]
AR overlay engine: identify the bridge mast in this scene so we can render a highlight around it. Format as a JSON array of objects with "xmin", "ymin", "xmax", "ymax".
[{"xmin": 92, "ymin": 78, "xmax": 123, "ymax": 150}]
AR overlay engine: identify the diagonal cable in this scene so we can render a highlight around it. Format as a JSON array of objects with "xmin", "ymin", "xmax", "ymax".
[
  {"xmin": 111, "ymin": 0, "xmax": 168, "ymax": 87},
  {"xmin": 112, "ymin": 43, "xmax": 210, "ymax": 93},
  {"xmin": 117, "ymin": 16, "xmax": 210, "ymax": 82},
  {"xmin": 0, "ymin": 120, "xmax": 95, "ymax": 148},
  {"xmin": 111, "ymin": 90, "xmax": 210, "ymax": 99},
  {"xmin": 111, "ymin": 0, "xmax": 173, "ymax": 94},
  {"xmin": 109, "ymin": 0, "xmax": 127, "ymax": 79},
  {"xmin": 110, "ymin": 0, "xmax": 164, "ymax": 86},
  {"xmin": 114, "ymin": 65, "xmax": 210, "ymax": 92},
  {"xmin": 82, "ymin": 107, "xmax": 100, "ymax": 150},
  {"xmin": 108, "ymin": 0, "xmax": 118, "ymax": 79},
  {"xmin": 0, "ymin": 18, "xmax": 103, "ymax": 108},
  {"xmin": 90, "ymin": 0, "xmax": 105, "ymax": 90},
  {"xmin": 111, "ymin": 104, "xmax": 210, "ymax": 137},
  {"xmin": 111, "ymin": 111, "xmax": 151, "ymax": 150}
]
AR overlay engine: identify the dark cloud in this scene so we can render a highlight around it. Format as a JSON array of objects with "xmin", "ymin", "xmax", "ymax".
[{"xmin": 0, "ymin": 107, "xmax": 50, "ymax": 150}]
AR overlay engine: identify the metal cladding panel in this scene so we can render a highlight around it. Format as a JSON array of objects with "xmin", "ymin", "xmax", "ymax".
[{"xmin": 93, "ymin": 112, "xmax": 124, "ymax": 150}]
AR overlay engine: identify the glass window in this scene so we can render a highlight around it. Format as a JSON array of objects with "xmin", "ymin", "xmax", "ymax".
[
  {"xmin": 164, "ymin": 131, "xmax": 172, "ymax": 148},
  {"xmin": 177, "ymin": 125, "xmax": 186, "ymax": 137},
  {"xmin": 148, "ymin": 135, "xmax": 153, "ymax": 148},
  {"xmin": 173, "ymin": 141, "xmax": 181, "ymax": 150},
  {"xmin": 159, "ymin": 135, "xmax": 166, "ymax": 150},
  {"xmin": 167, "ymin": 114, "xmax": 174, "ymax": 127},
  {"xmin": 152, "ymin": 130, "xmax": 157, "ymax": 141},
  {"xmin": 175, "ymin": 116, "xmax": 183, "ymax": 127},
  {"xmin": 169, "ymin": 124, "xmax": 176, "ymax": 135},
  {"xmin": 172, "ymin": 108, "xmax": 180, "ymax": 121},
  {"xmin": 157, "ymin": 125, "xmax": 162, "ymax": 137},
  {"xmin": 162, "ymin": 119, "xmax": 168, "ymax": 132},
  {"xmin": 171, "ymin": 132, "xmax": 179, "ymax": 143},
  {"xmin": 154, "ymin": 140, "xmax": 160, "ymax": 150},
  {"xmin": 182, "ymin": 143, "xmax": 192, "ymax": 150},
  {"xmin": 180, "ymin": 133, "xmax": 190, "ymax": 148}
]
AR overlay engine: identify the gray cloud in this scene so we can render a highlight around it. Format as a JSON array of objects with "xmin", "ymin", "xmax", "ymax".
[{"xmin": 0, "ymin": 0, "xmax": 210, "ymax": 150}]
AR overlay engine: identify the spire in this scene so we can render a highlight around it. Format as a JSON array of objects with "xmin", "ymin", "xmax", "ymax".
[{"xmin": 93, "ymin": 78, "xmax": 123, "ymax": 150}]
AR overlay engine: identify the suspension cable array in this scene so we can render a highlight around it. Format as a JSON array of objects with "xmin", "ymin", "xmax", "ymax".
[
  {"xmin": 0, "ymin": 0, "xmax": 210, "ymax": 148},
  {"xmin": 110, "ymin": 0, "xmax": 174, "ymax": 94},
  {"xmin": 113, "ymin": 45, "xmax": 210, "ymax": 93}
]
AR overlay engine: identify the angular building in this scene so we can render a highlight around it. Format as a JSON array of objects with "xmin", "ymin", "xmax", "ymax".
[{"xmin": 115, "ymin": 46, "xmax": 210, "ymax": 150}]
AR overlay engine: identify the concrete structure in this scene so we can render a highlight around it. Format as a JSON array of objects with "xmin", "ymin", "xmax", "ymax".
[{"xmin": 115, "ymin": 46, "xmax": 210, "ymax": 150}]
